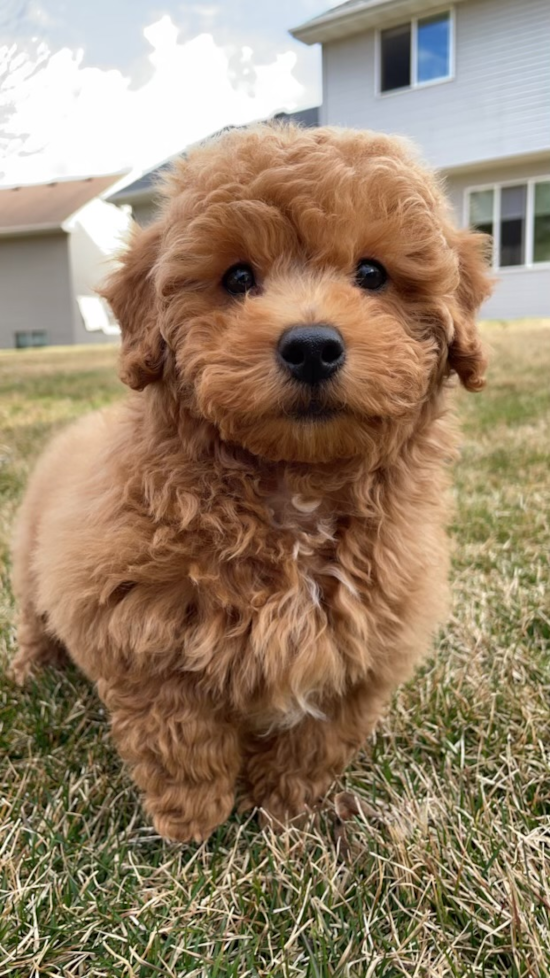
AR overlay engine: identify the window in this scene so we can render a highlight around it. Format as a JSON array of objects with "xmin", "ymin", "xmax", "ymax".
[
  {"xmin": 380, "ymin": 11, "xmax": 452, "ymax": 93},
  {"xmin": 500, "ymin": 185, "xmax": 526, "ymax": 267},
  {"xmin": 417, "ymin": 14, "xmax": 452, "ymax": 84},
  {"xmin": 469, "ymin": 189, "xmax": 494, "ymax": 238},
  {"xmin": 467, "ymin": 179, "xmax": 550, "ymax": 269},
  {"xmin": 15, "ymin": 330, "xmax": 48, "ymax": 349},
  {"xmin": 381, "ymin": 25, "xmax": 411, "ymax": 92},
  {"xmin": 534, "ymin": 182, "xmax": 550, "ymax": 263}
]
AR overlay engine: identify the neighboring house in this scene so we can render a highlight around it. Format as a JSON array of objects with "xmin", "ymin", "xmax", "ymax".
[
  {"xmin": 108, "ymin": 107, "xmax": 321, "ymax": 227},
  {"xmin": 107, "ymin": 163, "xmax": 172, "ymax": 228},
  {"xmin": 291, "ymin": 0, "xmax": 550, "ymax": 319},
  {"xmin": 0, "ymin": 175, "xmax": 130, "ymax": 349}
]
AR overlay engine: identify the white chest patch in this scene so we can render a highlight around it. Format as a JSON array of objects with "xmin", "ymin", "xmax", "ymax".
[
  {"xmin": 259, "ymin": 694, "xmax": 327, "ymax": 734},
  {"xmin": 291, "ymin": 494, "xmax": 322, "ymax": 514}
]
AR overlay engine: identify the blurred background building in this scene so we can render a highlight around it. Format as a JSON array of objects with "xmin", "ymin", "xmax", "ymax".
[
  {"xmin": 2, "ymin": 0, "xmax": 548, "ymax": 348},
  {"xmin": 0, "ymin": 176, "xmax": 126, "ymax": 349},
  {"xmin": 291, "ymin": 0, "xmax": 550, "ymax": 320}
]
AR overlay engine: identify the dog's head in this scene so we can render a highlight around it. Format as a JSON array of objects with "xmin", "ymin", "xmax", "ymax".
[{"xmin": 102, "ymin": 125, "xmax": 492, "ymax": 463}]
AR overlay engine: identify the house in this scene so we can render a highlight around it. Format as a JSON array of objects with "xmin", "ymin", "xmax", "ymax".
[
  {"xmin": 107, "ymin": 163, "xmax": 173, "ymax": 228},
  {"xmin": 108, "ymin": 107, "xmax": 321, "ymax": 227},
  {"xmin": 0, "ymin": 174, "xmax": 131, "ymax": 349},
  {"xmin": 290, "ymin": 0, "xmax": 550, "ymax": 319}
]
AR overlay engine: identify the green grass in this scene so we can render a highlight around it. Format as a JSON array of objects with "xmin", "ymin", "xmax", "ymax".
[{"xmin": 1, "ymin": 327, "xmax": 549, "ymax": 977}]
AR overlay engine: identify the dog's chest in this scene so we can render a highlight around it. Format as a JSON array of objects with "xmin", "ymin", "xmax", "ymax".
[
  {"xmin": 267, "ymin": 488, "xmax": 330, "ymax": 546},
  {"xmin": 186, "ymin": 480, "xmax": 368, "ymax": 630},
  {"xmin": 177, "ymin": 483, "xmax": 372, "ymax": 724},
  {"xmin": 197, "ymin": 484, "xmax": 364, "ymax": 616},
  {"xmin": 262, "ymin": 487, "xmax": 361, "ymax": 611},
  {"xmin": 247, "ymin": 488, "xmax": 369, "ymax": 723}
]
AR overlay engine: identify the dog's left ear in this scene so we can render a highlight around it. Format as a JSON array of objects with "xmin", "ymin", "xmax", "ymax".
[
  {"xmin": 448, "ymin": 229, "xmax": 493, "ymax": 391},
  {"xmin": 100, "ymin": 222, "xmax": 165, "ymax": 391}
]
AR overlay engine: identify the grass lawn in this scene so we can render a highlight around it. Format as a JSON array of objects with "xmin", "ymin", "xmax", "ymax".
[{"xmin": 1, "ymin": 324, "xmax": 549, "ymax": 977}]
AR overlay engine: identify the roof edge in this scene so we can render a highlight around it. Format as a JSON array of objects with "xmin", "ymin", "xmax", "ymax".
[
  {"xmin": 0, "ymin": 172, "xmax": 127, "ymax": 234},
  {"xmin": 0, "ymin": 171, "xmax": 127, "ymax": 193},
  {"xmin": 440, "ymin": 148, "xmax": 550, "ymax": 176},
  {"xmin": 108, "ymin": 186, "xmax": 163, "ymax": 205},
  {"xmin": 0, "ymin": 222, "xmax": 66, "ymax": 238},
  {"xmin": 291, "ymin": 0, "xmax": 466, "ymax": 44}
]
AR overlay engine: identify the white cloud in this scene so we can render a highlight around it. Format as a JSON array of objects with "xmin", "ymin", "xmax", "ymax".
[{"xmin": 0, "ymin": 14, "xmax": 305, "ymax": 185}]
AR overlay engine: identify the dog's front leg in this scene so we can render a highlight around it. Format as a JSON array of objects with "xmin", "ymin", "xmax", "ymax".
[
  {"xmin": 97, "ymin": 675, "xmax": 240, "ymax": 842},
  {"xmin": 243, "ymin": 683, "xmax": 386, "ymax": 828}
]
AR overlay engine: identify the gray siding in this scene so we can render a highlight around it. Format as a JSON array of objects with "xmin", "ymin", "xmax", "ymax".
[
  {"xmin": 445, "ymin": 159, "xmax": 550, "ymax": 319},
  {"xmin": 0, "ymin": 233, "xmax": 75, "ymax": 349},
  {"xmin": 322, "ymin": 0, "xmax": 550, "ymax": 169}
]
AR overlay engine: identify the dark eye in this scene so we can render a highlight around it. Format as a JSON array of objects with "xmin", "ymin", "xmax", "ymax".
[
  {"xmin": 355, "ymin": 259, "xmax": 387, "ymax": 291},
  {"xmin": 222, "ymin": 263, "xmax": 256, "ymax": 295}
]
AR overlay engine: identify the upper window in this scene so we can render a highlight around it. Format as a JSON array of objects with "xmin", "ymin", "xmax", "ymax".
[
  {"xmin": 380, "ymin": 24, "xmax": 411, "ymax": 92},
  {"xmin": 468, "ymin": 179, "xmax": 550, "ymax": 269},
  {"xmin": 380, "ymin": 11, "xmax": 452, "ymax": 93}
]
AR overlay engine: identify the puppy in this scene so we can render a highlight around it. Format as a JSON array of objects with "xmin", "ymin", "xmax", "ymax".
[{"xmin": 10, "ymin": 125, "xmax": 491, "ymax": 841}]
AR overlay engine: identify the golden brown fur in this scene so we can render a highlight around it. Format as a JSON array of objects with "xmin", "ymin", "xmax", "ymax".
[{"xmin": 10, "ymin": 125, "xmax": 492, "ymax": 841}]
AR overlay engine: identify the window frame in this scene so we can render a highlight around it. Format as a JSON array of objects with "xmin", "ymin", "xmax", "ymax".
[
  {"xmin": 375, "ymin": 7, "xmax": 455, "ymax": 97},
  {"xmin": 14, "ymin": 330, "xmax": 49, "ymax": 349},
  {"xmin": 464, "ymin": 176, "xmax": 550, "ymax": 272}
]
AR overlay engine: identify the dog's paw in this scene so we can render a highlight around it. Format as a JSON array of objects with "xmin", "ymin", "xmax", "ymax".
[
  {"xmin": 152, "ymin": 811, "xmax": 219, "ymax": 844},
  {"xmin": 259, "ymin": 807, "xmax": 315, "ymax": 833},
  {"xmin": 7, "ymin": 655, "xmax": 34, "ymax": 687},
  {"xmin": 8, "ymin": 638, "xmax": 68, "ymax": 686},
  {"xmin": 256, "ymin": 791, "xmax": 320, "ymax": 833},
  {"xmin": 147, "ymin": 787, "xmax": 235, "ymax": 844}
]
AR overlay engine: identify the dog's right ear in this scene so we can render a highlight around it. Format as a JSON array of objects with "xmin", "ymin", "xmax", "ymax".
[
  {"xmin": 447, "ymin": 228, "xmax": 493, "ymax": 392},
  {"xmin": 100, "ymin": 223, "xmax": 165, "ymax": 391}
]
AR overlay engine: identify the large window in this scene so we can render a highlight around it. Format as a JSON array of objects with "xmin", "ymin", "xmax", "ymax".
[
  {"xmin": 380, "ymin": 11, "xmax": 452, "ymax": 93},
  {"xmin": 15, "ymin": 330, "xmax": 48, "ymax": 349},
  {"xmin": 467, "ymin": 179, "xmax": 550, "ymax": 269}
]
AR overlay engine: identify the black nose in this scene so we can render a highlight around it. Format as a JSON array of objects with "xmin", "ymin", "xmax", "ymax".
[{"xmin": 277, "ymin": 325, "xmax": 346, "ymax": 386}]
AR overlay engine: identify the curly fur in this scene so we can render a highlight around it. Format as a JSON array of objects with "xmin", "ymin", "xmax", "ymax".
[{"xmin": 10, "ymin": 125, "xmax": 492, "ymax": 841}]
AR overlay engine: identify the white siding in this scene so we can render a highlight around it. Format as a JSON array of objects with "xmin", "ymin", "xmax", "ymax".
[
  {"xmin": 0, "ymin": 233, "xmax": 75, "ymax": 349},
  {"xmin": 67, "ymin": 200, "xmax": 130, "ymax": 345},
  {"xmin": 445, "ymin": 159, "xmax": 550, "ymax": 319},
  {"xmin": 68, "ymin": 222, "xmax": 119, "ymax": 345},
  {"xmin": 479, "ymin": 265, "xmax": 550, "ymax": 319},
  {"xmin": 322, "ymin": 0, "xmax": 550, "ymax": 169}
]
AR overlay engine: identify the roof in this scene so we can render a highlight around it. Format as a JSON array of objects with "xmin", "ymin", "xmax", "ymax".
[
  {"xmin": 273, "ymin": 106, "xmax": 320, "ymax": 128},
  {"xmin": 291, "ymin": 0, "xmax": 467, "ymax": 44},
  {"xmin": 0, "ymin": 173, "xmax": 123, "ymax": 237},
  {"xmin": 108, "ymin": 161, "xmax": 174, "ymax": 205},
  {"xmin": 108, "ymin": 107, "xmax": 321, "ymax": 207}
]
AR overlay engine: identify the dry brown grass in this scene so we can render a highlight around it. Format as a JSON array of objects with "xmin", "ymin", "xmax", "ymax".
[{"xmin": 1, "ymin": 323, "xmax": 549, "ymax": 977}]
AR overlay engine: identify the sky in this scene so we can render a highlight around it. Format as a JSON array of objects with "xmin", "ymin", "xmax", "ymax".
[{"xmin": 0, "ymin": 0, "xmax": 335, "ymax": 186}]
